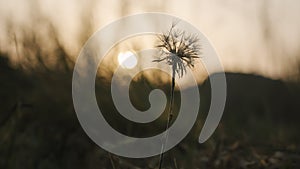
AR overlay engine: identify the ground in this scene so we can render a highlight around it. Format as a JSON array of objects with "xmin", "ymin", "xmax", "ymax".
[{"xmin": 1, "ymin": 56, "xmax": 300, "ymax": 169}]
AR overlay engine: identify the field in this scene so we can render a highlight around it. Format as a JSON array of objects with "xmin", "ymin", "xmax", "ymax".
[{"xmin": 1, "ymin": 55, "xmax": 300, "ymax": 169}]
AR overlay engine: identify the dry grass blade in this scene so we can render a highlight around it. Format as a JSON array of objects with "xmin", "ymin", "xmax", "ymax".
[
  {"xmin": 173, "ymin": 157, "xmax": 179, "ymax": 169},
  {"xmin": 109, "ymin": 153, "xmax": 117, "ymax": 169}
]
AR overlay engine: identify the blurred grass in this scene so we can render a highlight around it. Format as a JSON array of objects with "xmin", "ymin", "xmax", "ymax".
[
  {"xmin": 1, "ymin": 1, "xmax": 300, "ymax": 168},
  {"xmin": 1, "ymin": 53, "xmax": 300, "ymax": 168}
]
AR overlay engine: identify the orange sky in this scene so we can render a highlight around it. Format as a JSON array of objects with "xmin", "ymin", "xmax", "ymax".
[{"xmin": 0, "ymin": 0, "xmax": 300, "ymax": 80}]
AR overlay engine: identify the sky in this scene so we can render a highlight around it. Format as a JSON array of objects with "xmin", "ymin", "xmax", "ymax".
[{"xmin": 0, "ymin": 0, "xmax": 300, "ymax": 81}]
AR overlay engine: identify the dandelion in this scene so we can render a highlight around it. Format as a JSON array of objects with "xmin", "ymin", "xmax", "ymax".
[
  {"xmin": 153, "ymin": 22, "xmax": 201, "ymax": 169},
  {"xmin": 153, "ymin": 22, "xmax": 201, "ymax": 78}
]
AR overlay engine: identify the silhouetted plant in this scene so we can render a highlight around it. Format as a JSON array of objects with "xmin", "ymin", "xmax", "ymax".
[{"xmin": 153, "ymin": 22, "xmax": 201, "ymax": 169}]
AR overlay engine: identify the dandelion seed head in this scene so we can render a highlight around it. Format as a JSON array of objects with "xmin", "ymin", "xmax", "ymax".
[{"xmin": 153, "ymin": 23, "xmax": 201, "ymax": 78}]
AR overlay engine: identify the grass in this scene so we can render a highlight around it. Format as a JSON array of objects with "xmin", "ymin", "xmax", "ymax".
[{"xmin": 1, "ymin": 54, "xmax": 300, "ymax": 168}]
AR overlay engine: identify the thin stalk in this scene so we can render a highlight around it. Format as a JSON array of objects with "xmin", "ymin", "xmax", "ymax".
[
  {"xmin": 158, "ymin": 67, "xmax": 176, "ymax": 169},
  {"xmin": 109, "ymin": 153, "xmax": 117, "ymax": 169}
]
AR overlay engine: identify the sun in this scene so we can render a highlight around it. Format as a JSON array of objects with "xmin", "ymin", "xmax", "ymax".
[{"xmin": 117, "ymin": 51, "xmax": 137, "ymax": 69}]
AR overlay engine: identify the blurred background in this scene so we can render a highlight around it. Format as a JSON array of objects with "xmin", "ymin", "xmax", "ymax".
[{"xmin": 1, "ymin": 0, "xmax": 300, "ymax": 169}]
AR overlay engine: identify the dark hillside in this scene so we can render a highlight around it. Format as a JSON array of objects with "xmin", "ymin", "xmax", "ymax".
[{"xmin": 1, "ymin": 56, "xmax": 300, "ymax": 168}]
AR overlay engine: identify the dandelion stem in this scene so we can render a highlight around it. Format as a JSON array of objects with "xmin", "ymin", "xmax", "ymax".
[{"xmin": 158, "ymin": 67, "xmax": 176, "ymax": 169}]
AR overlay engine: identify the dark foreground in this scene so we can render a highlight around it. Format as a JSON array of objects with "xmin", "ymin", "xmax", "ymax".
[{"xmin": 1, "ymin": 56, "xmax": 300, "ymax": 169}]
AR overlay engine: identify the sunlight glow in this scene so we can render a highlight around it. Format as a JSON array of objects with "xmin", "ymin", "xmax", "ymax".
[{"xmin": 117, "ymin": 51, "xmax": 137, "ymax": 69}]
